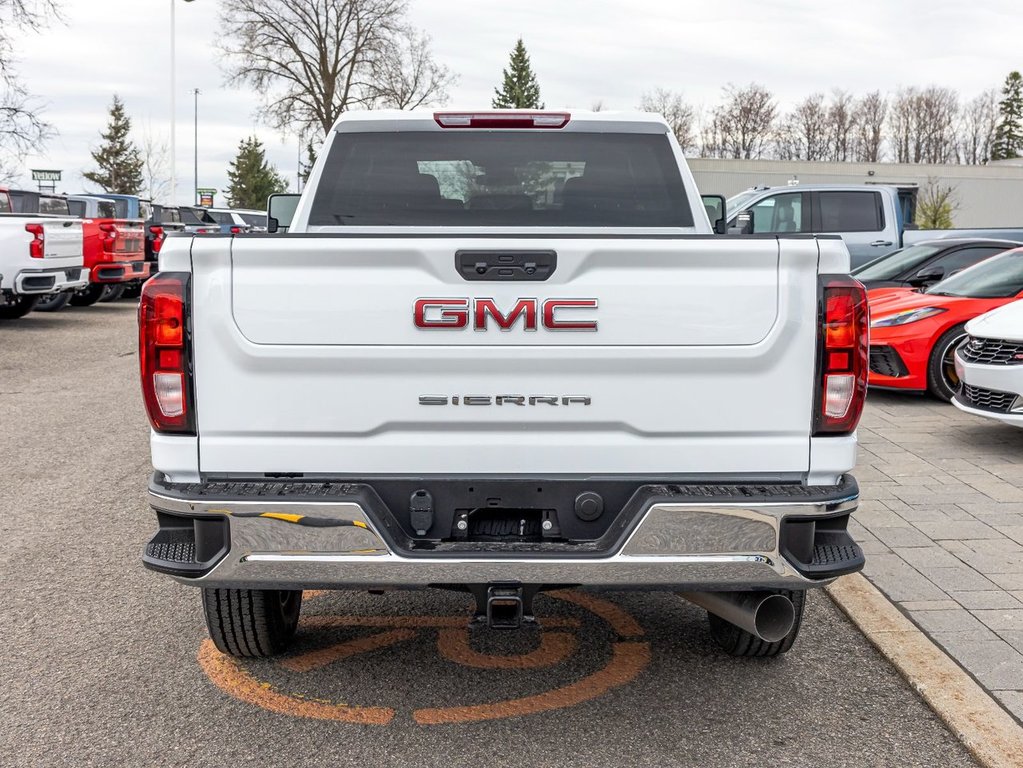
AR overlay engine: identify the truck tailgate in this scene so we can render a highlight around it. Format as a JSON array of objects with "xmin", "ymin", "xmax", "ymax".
[
  {"xmin": 191, "ymin": 236, "xmax": 821, "ymax": 476},
  {"xmin": 38, "ymin": 218, "xmax": 83, "ymax": 261}
]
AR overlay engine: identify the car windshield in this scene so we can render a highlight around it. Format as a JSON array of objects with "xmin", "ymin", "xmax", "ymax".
[
  {"xmin": 139, "ymin": 200, "xmax": 153, "ymax": 221},
  {"xmin": 0, "ymin": 193, "xmax": 10, "ymax": 213},
  {"xmin": 725, "ymin": 190, "xmax": 762, "ymax": 216},
  {"xmin": 854, "ymin": 244, "xmax": 944, "ymax": 281},
  {"xmin": 180, "ymin": 207, "xmax": 216, "ymax": 224},
  {"xmin": 239, "ymin": 212, "xmax": 265, "ymax": 227},
  {"xmin": 925, "ymin": 249, "xmax": 1023, "ymax": 298}
]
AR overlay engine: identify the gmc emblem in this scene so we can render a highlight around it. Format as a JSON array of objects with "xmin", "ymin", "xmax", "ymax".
[{"xmin": 414, "ymin": 298, "xmax": 598, "ymax": 331}]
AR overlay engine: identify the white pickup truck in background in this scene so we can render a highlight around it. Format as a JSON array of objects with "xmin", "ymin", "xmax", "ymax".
[
  {"xmin": 141, "ymin": 110, "xmax": 868, "ymax": 659},
  {"xmin": 0, "ymin": 188, "xmax": 87, "ymax": 320}
]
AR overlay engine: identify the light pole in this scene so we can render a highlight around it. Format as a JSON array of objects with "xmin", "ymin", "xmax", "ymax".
[
  {"xmin": 170, "ymin": 0, "xmax": 196, "ymax": 203},
  {"xmin": 193, "ymin": 88, "xmax": 200, "ymax": 205}
]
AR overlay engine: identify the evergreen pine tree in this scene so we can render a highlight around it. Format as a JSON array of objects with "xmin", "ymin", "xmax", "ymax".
[
  {"xmin": 492, "ymin": 39, "xmax": 544, "ymax": 109},
  {"xmin": 224, "ymin": 136, "xmax": 289, "ymax": 209},
  {"xmin": 992, "ymin": 71, "xmax": 1023, "ymax": 160},
  {"xmin": 83, "ymin": 95, "xmax": 145, "ymax": 194}
]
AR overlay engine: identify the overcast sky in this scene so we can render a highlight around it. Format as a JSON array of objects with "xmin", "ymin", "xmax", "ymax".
[{"xmin": 9, "ymin": 0, "xmax": 1021, "ymax": 204}]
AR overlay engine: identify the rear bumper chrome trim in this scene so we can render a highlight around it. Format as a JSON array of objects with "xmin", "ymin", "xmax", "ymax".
[
  {"xmin": 146, "ymin": 483, "xmax": 860, "ymax": 590},
  {"xmin": 13, "ymin": 267, "xmax": 90, "ymax": 294}
]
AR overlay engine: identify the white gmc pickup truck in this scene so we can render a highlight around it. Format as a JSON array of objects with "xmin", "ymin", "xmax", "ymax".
[
  {"xmin": 141, "ymin": 110, "xmax": 867, "ymax": 659},
  {"xmin": 0, "ymin": 191, "xmax": 87, "ymax": 319}
]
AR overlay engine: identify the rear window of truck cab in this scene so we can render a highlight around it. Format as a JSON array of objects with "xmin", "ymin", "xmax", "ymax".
[
  {"xmin": 39, "ymin": 196, "xmax": 69, "ymax": 215},
  {"xmin": 818, "ymin": 191, "xmax": 884, "ymax": 232},
  {"xmin": 308, "ymin": 131, "xmax": 693, "ymax": 227}
]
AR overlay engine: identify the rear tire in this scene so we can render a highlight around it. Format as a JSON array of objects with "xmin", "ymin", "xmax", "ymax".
[
  {"xmin": 69, "ymin": 283, "xmax": 106, "ymax": 307},
  {"xmin": 926, "ymin": 323, "xmax": 968, "ymax": 401},
  {"xmin": 34, "ymin": 291, "xmax": 72, "ymax": 312},
  {"xmin": 706, "ymin": 589, "xmax": 806, "ymax": 657},
  {"xmin": 201, "ymin": 588, "xmax": 302, "ymax": 658},
  {"xmin": 0, "ymin": 294, "xmax": 40, "ymax": 319},
  {"xmin": 100, "ymin": 284, "xmax": 126, "ymax": 302}
]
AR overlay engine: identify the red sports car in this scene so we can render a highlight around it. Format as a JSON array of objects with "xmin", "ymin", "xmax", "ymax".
[{"xmin": 868, "ymin": 247, "xmax": 1023, "ymax": 400}]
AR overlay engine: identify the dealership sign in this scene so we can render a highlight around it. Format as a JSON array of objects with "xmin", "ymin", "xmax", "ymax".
[{"xmin": 31, "ymin": 169, "xmax": 62, "ymax": 182}]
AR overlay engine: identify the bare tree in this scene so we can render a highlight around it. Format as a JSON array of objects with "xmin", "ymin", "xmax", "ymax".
[
  {"xmin": 697, "ymin": 113, "xmax": 720, "ymax": 158},
  {"xmin": 639, "ymin": 88, "xmax": 697, "ymax": 153},
  {"xmin": 889, "ymin": 86, "xmax": 959, "ymax": 164},
  {"xmin": 828, "ymin": 89, "xmax": 856, "ymax": 161},
  {"xmin": 918, "ymin": 86, "xmax": 960, "ymax": 164},
  {"xmin": 139, "ymin": 121, "xmax": 171, "ymax": 202},
  {"xmin": 960, "ymin": 89, "xmax": 998, "ymax": 165},
  {"xmin": 889, "ymin": 87, "xmax": 919, "ymax": 163},
  {"xmin": 367, "ymin": 27, "xmax": 453, "ymax": 109},
  {"xmin": 708, "ymin": 83, "xmax": 777, "ymax": 159},
  {"xmin": 852, "ymin": 91, "xmax": 886, "ymax": 162},
  {"xmin": 590, "ymin": 99, "xmax": 605, "ymax": 112},
  {"xmin": 0, "ymin": 1, "xmax": 62, "ymax": 174},
  {"xmin": 219, "ymin": 0, "xmax": 454, "ymax": 137},
  {"xmin": 776, "ymin": 93, "xmax": 829, "ymax": 161}
]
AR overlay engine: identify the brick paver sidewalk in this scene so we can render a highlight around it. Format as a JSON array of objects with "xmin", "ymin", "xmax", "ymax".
[{"xmin": 852, "ymin": 391, "xmax": 1023, "ymax": 720}]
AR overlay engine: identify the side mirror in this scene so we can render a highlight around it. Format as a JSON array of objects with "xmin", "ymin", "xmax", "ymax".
[
  {"xmin": 909, "ymin": 266, "xmax": 944, "ymax": 287},
  {"xmin": 700, "ymin": 194, "xmax": 727, "ymax": 235},
  {"xmin": 267, "ymin": 193, "xmax": 300, "ymax": 234},
  {"xmin": 728, "ymin": 210, "xmax": 755, "ymax": 235}
]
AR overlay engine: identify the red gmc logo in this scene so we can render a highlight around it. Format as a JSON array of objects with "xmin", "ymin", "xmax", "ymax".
[{"xmin": 414, "ymin": 298, "xmax": 598, "ymax": 331}]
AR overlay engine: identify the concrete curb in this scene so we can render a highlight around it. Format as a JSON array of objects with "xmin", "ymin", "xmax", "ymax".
[{"xmin": 828, "ymin": 573, "xmax": 1023, "ymax": 768}]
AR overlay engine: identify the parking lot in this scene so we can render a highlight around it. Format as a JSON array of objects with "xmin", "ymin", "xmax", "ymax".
[{"xmin": 0, "ymin": 305, "xmax": 991, "ymax": 766}]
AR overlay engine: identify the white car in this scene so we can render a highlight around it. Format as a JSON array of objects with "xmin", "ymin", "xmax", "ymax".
[{"xmin": 953, "ymin": 299, "xmax": 1023, "ymax": 427}]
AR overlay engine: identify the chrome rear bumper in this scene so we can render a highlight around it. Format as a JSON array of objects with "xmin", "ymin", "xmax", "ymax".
[{"xmin": 145, "ymin": 477, "xmax": 862, "ymax": 591}]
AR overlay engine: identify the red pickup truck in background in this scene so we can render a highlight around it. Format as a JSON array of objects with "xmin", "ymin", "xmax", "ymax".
[{"xmin": 10, "ymin": 192, "xmax": 149, "ymax": 311}]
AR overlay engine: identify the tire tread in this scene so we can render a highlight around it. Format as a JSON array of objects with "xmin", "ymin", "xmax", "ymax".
[{"xmin": 201, "ymin": 588, "xmax": 301, "ymax": 658}]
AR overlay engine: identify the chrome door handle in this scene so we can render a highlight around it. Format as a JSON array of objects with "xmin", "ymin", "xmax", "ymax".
[{"xmin": 870, "ymin": 240, "xmax": 894, "ymax": 247}]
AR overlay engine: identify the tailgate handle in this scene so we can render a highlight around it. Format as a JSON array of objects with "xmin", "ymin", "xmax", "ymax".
[{"xmin": 456, "ymin": 250, "xmax": 557, "ymax": 281}]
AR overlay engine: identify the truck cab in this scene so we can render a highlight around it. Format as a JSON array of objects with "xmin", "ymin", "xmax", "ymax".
[{"xmin": 726, "ymin": 184, "xmax": 903, "ymax": 268}]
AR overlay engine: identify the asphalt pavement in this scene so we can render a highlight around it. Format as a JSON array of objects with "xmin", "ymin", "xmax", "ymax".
[{"xmin": 0, "ymin": 304, "xmax": 978, "ymax": 768}]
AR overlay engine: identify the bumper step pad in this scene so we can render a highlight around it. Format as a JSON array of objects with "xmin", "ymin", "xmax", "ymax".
[{"xmin": 142, "ymin": 513, "xmax": 229, "ymax": 578}]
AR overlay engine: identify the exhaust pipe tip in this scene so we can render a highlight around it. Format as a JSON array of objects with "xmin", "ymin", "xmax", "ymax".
[
  {"xmin": 680, "ymin": 590, "xmax": 797, "ymax": 643},
  {"xmin": 753, "ymin": 593, "xmax": 796, "ymax": 643}
]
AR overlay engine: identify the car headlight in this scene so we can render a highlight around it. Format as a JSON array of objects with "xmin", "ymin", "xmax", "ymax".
[{"xmin": 870, "ymin": 307, "xmax": 947, "ymax": 328}]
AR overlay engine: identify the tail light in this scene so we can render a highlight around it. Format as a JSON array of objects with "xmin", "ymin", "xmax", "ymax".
[
  {"xmin": 99, "ymin": 221, "xmax": 118, "ymax": 250},
  {"xmin": 814, "ymin": 275, "xmax": 868, "ymax": 435},
  {"xmin": 433, "ymin": 111, "xmax": 570, "ymax": 129},
  {"xmin": 139, "ymin": 273, "xmax": 195, "ymax": 434},
  {"xmin": 25, "ymin": 223, "xmax": 44, "ymax": 258},
  {"xmin": 230, "ymin": 226, "xmax": 241, "ymax": 234},
  {"xmin": 149, "ymin": 225, "xmax": 166, "ymax": 254}
]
